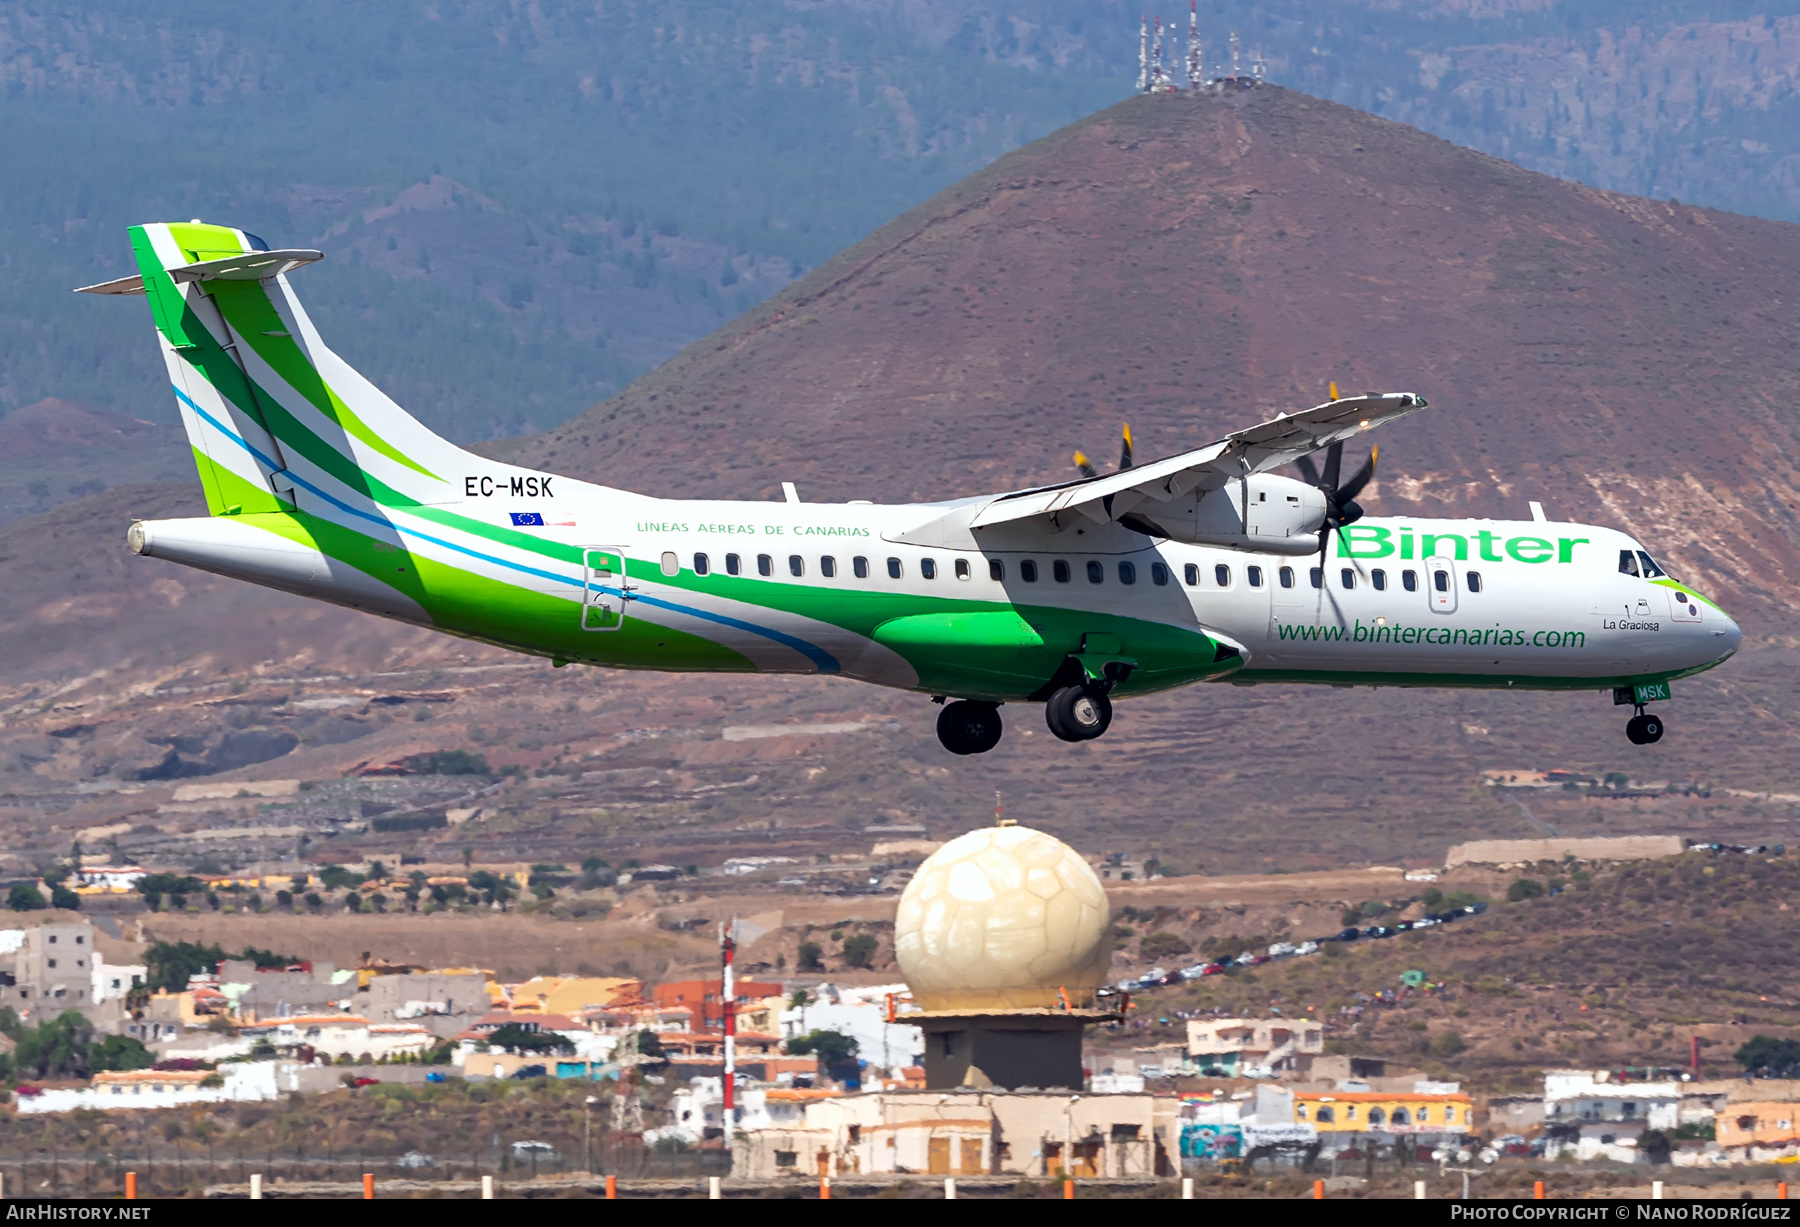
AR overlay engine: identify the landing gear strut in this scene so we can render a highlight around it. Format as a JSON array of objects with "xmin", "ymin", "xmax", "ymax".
[
  {"xmin": 1625, "ymin": 707, "xmax": 1665, "ymax": 745},
  {"xmin": 1044, "ymin": 684, "xmax": 1113, "ymax": 743},
  {"xmin": 936, "ymin": 700, "xmax": 1003, "ymax": 755}
]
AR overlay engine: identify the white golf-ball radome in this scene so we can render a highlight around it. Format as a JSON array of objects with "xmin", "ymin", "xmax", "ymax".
[{"xmin": 894, "ymin": 825, "xmax": 1110, "ymax": 1011}]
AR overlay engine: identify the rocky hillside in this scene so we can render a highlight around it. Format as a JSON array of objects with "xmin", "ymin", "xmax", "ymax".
[{"xmin": 498, "ymin": 85, "xmax": 1800, "ymax": 627}]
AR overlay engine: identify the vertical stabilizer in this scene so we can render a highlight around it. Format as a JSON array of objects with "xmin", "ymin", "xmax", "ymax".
[{"xmin": 104, "ymin": 222, "xmax": 467, "ymax": 519}]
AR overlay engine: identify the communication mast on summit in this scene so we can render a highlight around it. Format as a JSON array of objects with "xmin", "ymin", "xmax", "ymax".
[
  {"xmin": 1139, "ymin": 10, "xmax": 1255, "ymax": 94},
  {"xmin": 1138, "ymin": 16, "xmax": 1149, "ymax": 93},
  {"xmin": 1186, "ymin": 1, "xmax": 1206, "ymax": 90}
]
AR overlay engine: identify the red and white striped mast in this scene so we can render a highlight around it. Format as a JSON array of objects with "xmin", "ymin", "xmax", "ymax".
[{"xmin": 720, "ymin": 915, "xmax": 738, "ymax": 1120}]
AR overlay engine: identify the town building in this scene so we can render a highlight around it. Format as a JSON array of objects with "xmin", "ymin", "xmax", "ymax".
[
  {"xmin": 731, "ymin": 1089, "xmax": 1179, "ymax": 1179},
  {"xmin": 1186, "ymin": 1017, "xmax": 1323, "ymax": 1077},
  {"xmin": 1717, "ymin": 1102, "xmax": 1800, "ymax": 1160},
  {"xmin": 652, "ymin": 978, "xmax": 783, "ymax": 1031},
  {"xmin": 17, "ymin": 1061, "xmax": 292, "ymax": 1114},
  {"xmin": 1295, "ymin": 1089, "xmax": 1474, "ymax": 1136},
  {"xmin": 1543, "ymin": 1071, "xmax": 1679, "ymax": 1129}
]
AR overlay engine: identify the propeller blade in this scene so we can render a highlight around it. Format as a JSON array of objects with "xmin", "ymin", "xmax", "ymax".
[
  {"xmin": 1293, "ymin": 453, "xmax": 1321, "ymax": 486},
  {"xmin": 1119, "ymin": 423, "xmax": 1134, "ymax": 471},
  {"xmin": 1074, "ymin": 450, "xmax": 1098, "ymax": 480},
  {"xmin": 1337, "ymin": 445, "xmax": 1379, "ymax": 503},
  {"xmin": 1321, "ymin": 440, "xmax": 1343, "ymax": 492}
]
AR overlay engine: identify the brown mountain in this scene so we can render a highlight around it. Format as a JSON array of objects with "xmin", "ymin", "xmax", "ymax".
[{"xmin": 498, "ymin": 85, "xmax": 1800, "ymax": 624}]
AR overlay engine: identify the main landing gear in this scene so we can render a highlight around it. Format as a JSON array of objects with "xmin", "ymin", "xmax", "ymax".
[
  {"xmin": 936, "ymin": 700, "xmax": 1004, "ymax": 756},
  {"xmin": 1044, "ymin": 684, "xmax": 1113, "ymax": 743},
  {"xmin": 1626, "ymin": 707, "xmax": 1665, "ymax": 745}
]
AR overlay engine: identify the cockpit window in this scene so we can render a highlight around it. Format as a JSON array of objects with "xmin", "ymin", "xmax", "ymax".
[
  {"xmin": 1618, "ymin": 549, "xmax": 1640, "ymax": 577},
  {"xmin": 1636, "ymin": 551, "xmax": 1667, "ymax": 579}
]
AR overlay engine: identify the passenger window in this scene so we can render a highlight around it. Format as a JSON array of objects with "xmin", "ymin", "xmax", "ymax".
[
  {"xmin": 1371, "ymin": 568, "xmax": 1385, "ymax": 591},
  {"xmin": 1184, "ymin": 563, "xmax": 1199, "ymax": 587},
  {"xmin": 1433, "ymin": 570, "xmax": 1449, "ymax": 593},
  {"xmin": 1309, "ymin": 567, "xmax": 1322, "ymax": 589},
  {"xmin": 1215, "ymin": 564, "xmax": 1230, "ymax": 587},
  {"xmin": 1118, "ymin": 561, "xmax": 1136, "ymax": 584},
  {"xmin": 788, "ymin": 555, "xmax": 804, "ymax": 577},
  {"xmin": 1020, "ymin": 560, "xmax": 1038, "ymax": 583},
  {"xmin": 1341, "ymin": 568, "xmax": 1355, "ymax": 590},
  {"xmin": 726, "ymin": 553, "xmax": 741, "ymax": 576},
  {"xmin": 1053, "ymin": 560, "xmax": 1071, "ymax": 583},
  {"xmin": 1150, "ymin": 563, "xmax": 1169, "ymax": 587},
  {"xmin": 1636, "ymin": 550, "xmax": 1666, "ymax": 578},
  {"xmin": 955, "ymin": 558, "xmax": 971, "ymax": 580},
  {"xmin": 921, "ymin": 558, "xmax": 937, "ymax": 580},
  {"xmin": 1279, "ymin": 566, "xmax": 1294, "ymax": 589},
  {"xmin": 820, "ymin": 556, "xmax": 836, "ymax": 578},
  {"xmin": 1402, "ymin": 569, "xmax": 1416, "ymax": 592},
  {"xmin": 1619, "ymin": 549, "xmax": 1640, "ymax": 577},
  {"xmin": 1247, "ymin": 566, "xmax": 1263, "ymax": 588},
  {"xmin": 694, "ymin": 553, "xmax": 710, "ymax": 576},
  {"xmin": 1086, "ymin": 561, "xmax": 1103, "ymax": 584},
  {"xmin": 660, "ymin": 551, "xmax": 679, "ymax": 577},
  {"xmin": 989, "ymin": 559, "xmax": 1004, "ymax": 581},
  {"xmin": 1467, "ymin": 571, "xmax": 1482, "ymax": 593},
  {"xmin": 887, "ymin": 557, "xmax": 903, "ymax": 579},
  {"xmin": 757, "ymin": 554, "xmax": 773, "ymax": 577},
  {"xmin": 853, "ymin": 556, "xmax": 869, "ymax": 579}
]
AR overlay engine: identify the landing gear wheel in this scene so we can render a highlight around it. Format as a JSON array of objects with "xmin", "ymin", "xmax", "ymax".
[
  {"xmin": 936, "ymin": 701, "xmax": 1003, "ymax": 755},
  {"xmin": 1625, "ymin": 711, "xmax": 1666, "ymax": 745},
  {"xmin": 1045, "ymin": 685, "xmax": 1113, "ymax": 743},
  {"xmin": 1625, "ymin": 715, "xmax": 1647, "ymax": 745}
]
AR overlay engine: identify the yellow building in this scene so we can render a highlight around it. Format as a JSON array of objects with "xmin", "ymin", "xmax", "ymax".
[
  {"xmin": 1294, "ymin": 1091, "xmax": 1473, "ymax": 1133},
  {"xmin": 509, "ymin": 976, "xmax": 639, "ymax": 1017},
  {"xmin": 1718, "ymin": 1103, "xmax": 1800, "ymax": 1151}
]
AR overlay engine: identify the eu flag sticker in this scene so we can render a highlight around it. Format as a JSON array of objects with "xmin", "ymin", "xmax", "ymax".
[{"xmin": 509, "ymin": 512, "xmax": 545, "ymax": 527}]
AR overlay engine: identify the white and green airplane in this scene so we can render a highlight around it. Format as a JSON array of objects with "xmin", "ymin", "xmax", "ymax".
[{"xmin": 81, "ymin": 223, "xmax": 1740, "ymax": 754}]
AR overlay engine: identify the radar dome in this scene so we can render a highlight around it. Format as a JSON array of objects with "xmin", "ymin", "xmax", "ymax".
[{"xmin": 894, "ymin": 824, "xmax": 1110, "ymax": 1011}]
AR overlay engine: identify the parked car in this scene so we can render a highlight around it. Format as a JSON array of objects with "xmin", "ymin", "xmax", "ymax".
[
  {"xmin": 1267, "ymin": 942, "xmax": 1297, "ymax": 958},
  {"xmin": 1338, "ymin": 927, "xmax": 1360, "ymax": 942},
  {"xmin": 1294, "ymin": 941, "xmax": 1321, "ymax": 955},
  {"xmin": 510, "ymin": 1065, "xmax": 547, "ymax": 1080},
  {"xmin": 1178, "ymin": 964, "xmax": 1211, "ymax": 981},
  {"xmin": 352, "ymin": 1077, "xmax": 380, "ymax": 1087},
  {"xmin": 424, "ymin": 1072, "xmax": 448, "ymax": 1083},
  {"xmin": 1246, "ymin": 955, "xmax": 1271, "ymax": 966},
  {"xmin": 1200, "ymin": 963, "xmax": 1226, "ymax": 977}
]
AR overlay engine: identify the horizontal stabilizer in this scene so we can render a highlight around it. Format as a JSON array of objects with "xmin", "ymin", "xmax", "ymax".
[
  {"xmin": 169, "ymin": 249, "xmax": 323, "ymax": 283},
  {"xmin": 73, "ymin": 274, "xmax": 146, "ymax": 296},
  {"xmin": 74, "ymin": 249, "xmax": 322, "ymax": 296}
]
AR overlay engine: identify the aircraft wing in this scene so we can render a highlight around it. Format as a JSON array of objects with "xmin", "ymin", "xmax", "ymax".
[{"xmin": 968, "ymin": 392, "xmax": 1426, "ymax": 528}]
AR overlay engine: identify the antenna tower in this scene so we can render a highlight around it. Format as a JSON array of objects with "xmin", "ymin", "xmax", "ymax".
[
  {"xmin": 1230, "ymin": 30, "xmax": 1240, "ymax": 80},
  {"xmin": 1186, "ymin": 2, "xmax": 1204, "ymax": 90},
  {"xmin": 1152, "ymin": 18, "xmax": 1165, "ymax": 91},
  {"xmin": 1138, "ymin": 16, "xmax": 1149, "ymax": 93}
]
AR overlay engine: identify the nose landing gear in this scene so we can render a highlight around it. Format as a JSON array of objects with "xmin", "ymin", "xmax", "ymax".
[
  {"xmin": 1625, "ymin": 707, "xmax": 1665, "ymax": 745},
  {"xmin": 936, "ymin": 700, "xmax": 1004, "ymax": 755}
]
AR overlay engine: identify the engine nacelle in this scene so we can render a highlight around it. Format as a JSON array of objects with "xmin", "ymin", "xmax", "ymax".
[{"xmin": 1121, "ymin": 473, "xmax": 1325, "ymax": 555}]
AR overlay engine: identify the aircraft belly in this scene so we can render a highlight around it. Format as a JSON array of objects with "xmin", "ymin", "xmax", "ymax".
[{"xmin": 622, "ymin": 580, "xmax": 918, "ymax": 686}]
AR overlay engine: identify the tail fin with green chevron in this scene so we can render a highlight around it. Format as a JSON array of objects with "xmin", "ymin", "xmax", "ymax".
[{"xmin": 80, "ymin": 221, "xmax": 466, "ymax": 518}]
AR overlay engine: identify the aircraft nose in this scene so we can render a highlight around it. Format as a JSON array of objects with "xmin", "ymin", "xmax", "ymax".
[{"xmin": 1713, "ymin": 609, "xmax": 1743, "ymax": 659}]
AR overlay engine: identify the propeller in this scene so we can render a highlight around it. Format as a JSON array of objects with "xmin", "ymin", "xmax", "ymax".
[
  {"xmin": 1073, "ymin": 423, "xmax": 1132, "ymax": 481},
  {"xmin": 1293, "ymin": 400, "xmax": 1379, "ymax": 580}
]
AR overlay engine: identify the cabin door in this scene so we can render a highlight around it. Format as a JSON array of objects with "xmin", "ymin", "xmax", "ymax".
[{"xmin": 581, "ymin": 547, "xmax": 629, "ymax": 631}]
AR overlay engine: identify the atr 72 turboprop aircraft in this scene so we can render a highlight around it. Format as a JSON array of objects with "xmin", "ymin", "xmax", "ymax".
[{"xmin": 81, "ymin": 223, "xmax": 1741, "ymax": 754}]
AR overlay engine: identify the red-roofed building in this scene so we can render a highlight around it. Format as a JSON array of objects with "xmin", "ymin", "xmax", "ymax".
[{"xmin": 652, "ymin": 979, "xmax": 783, "ymax": 1031}]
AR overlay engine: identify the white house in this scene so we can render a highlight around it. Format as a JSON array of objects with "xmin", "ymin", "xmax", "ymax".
[
  {"xmin": 75, "ymin": 866, "xmax": 147, "ymax": 892},
  {"xmin": 780, "ymin": 983, "xmax": 923, "ymax": 1076},
  {"xmin": 18, "ymin": 1061, "xmax": 291, "ymax": 1114},
  {"xmin": 1543, "ymin": 1070, "xmax": 1679, "ymax": 1129}
]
